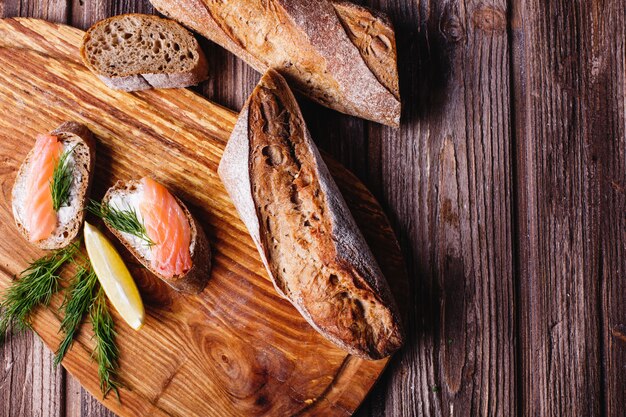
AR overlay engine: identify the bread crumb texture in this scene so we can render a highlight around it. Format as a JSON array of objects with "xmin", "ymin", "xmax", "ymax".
[
  {"xmin": 83, "ymin": 14, "xmax": 201, "ymax": 77},
  {"xmin": 249, "ymin": 83, "xmax": 401, "ymax": 358}
]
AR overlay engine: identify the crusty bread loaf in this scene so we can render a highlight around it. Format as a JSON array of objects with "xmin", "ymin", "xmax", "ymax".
[
  {"xmin": 80, "ymin": 14, "xmax": 209, "ymax": 91},
  {"xmin": 12, "ymin": 122, "xmax": 95, "ymax": 250},
  {"xmin": 102, "ymin": 180, "xmax": 211, "ymax": 294},
  {"xmin": 219, "ymin": 70, "xmax": 403, "ymax": 359},
  {"xmin": 148, "ymin": 0, "xmax": 401, "ymax": 127}
]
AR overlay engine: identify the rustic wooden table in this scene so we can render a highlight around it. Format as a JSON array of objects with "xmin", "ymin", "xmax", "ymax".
[{"xmin": 0, "ymin": 1, "xmax": 624, "ymax": 416}]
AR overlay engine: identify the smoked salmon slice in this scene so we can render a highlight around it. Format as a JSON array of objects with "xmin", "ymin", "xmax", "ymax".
[
  {"xmin": 139, "ymin": 177, "xmax": 192, "ymax": 278},
  {"xmin": 23, "ymin": 134, "xmax": 63, "ymax": 242}
]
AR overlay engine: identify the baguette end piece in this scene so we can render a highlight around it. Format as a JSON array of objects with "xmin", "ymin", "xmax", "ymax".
[{"xmin": 219, "ymin": 69, "xmax": 403, "ymax": 359}]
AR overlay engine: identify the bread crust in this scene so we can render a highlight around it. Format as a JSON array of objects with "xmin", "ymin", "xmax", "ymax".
[
  {"xmin": 219, "ymin": 70, "xmax": 403, "ymax": 359},
  {"xmin": 11, "ymin": 122, "xmax": 96, "ymax": 250},
  {"xmin": 102, "ymin": 180, "xmax": 211, "ymax": 294},
  {"xmin": 331, "ymin": 0, "xmax": 400, "ymax": 100},
  {"xmin": 149, "ymin": 0, "xmax": 400, "ymax": 127},
  {"xmin": 80, "ymin": 14, "xmax": 209, "ymax": 92}
]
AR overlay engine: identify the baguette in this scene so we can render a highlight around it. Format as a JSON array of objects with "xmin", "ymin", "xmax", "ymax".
[
  {"xmin": 80, "ymin": 14, "xmax": 209, "ymax": 91},
  {"xmin": 149, "ymin": 0, "xmax": 401, "ymax": 127},
  {"xmin": 12, "ymin": 122, "xmax": 95, "ymax": 250},
  {"xmin": 102, "ymin": 179, "xmax": 211, "ymax": 294},
  {"xmin": 218, "ymin": 70, "xmax": 403, "ymax": 359}
]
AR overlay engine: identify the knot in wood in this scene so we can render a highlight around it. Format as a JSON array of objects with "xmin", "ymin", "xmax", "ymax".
[
  {"xmin": 472, "ymin": 6, "xmax": 507, "ymax": 33},
  {"xmin": 440, "ymin": 7, "xmax": 465, "ymax": 42}
]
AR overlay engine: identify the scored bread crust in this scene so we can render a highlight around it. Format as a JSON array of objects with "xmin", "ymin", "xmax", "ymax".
[
  {"xmin": 331, "ymin": 0, "xmax": 400, "ymax": 101},
  {"xmin": 218, "ymin": 70, "xmax": 403, "ymax": 359},
  {"xmin": 148, "ymin": 0, "xmax": 401, "ymax": 127},
  {"xmin": 11, "ymin": 122, "xmax": 95, "ymax": 250},
  {"xmin": 102, "ymin": 180, "xmax": 211, "ymax": 294},
  {"xmin": 80, "ymin": 14, "xmax": 209, "ymax": 92}
]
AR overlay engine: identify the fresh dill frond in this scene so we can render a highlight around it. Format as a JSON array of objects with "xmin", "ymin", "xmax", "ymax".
[
  {"xmin": 0, "ymin": 243, "xmax": 79, "ymax": 343},
  {"xmin": 55, "ymin": 266, "xmax": 98, "ymax": 365},
  {"xmin": 50, "ymin": 145, "xmax": 77, "ymax": 212},
  {"xmin": 0, "ymin": 317, "xmax": 8, "ymax": 345},
  {"xmin": 1, "ymin": 243, "xmax": 125, "ymax": 401},
  {"xmin": 86, "ymin": 200, "xmax": 155, "ymax": 247},
  {"xmin": 91, "ymin": 287, "xmax": 121, "ymax": 399},
  {"xmin": 57, "ymin": 262, "xmax": 123, "ymax": 399}
]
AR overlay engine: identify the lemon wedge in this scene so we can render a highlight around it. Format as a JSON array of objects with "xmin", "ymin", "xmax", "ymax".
[{"xmin": 84, "ymin": 222, "xmax": 145, "ymax": 330}]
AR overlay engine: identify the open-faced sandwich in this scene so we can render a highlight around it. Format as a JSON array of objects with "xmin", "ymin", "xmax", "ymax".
[
  {"xmin": 92, "ymin": 177, "xmax": 211, "ymax": 294},
  {"xmin": 12, "ymin": 122, "xmax": 95, "ymax": 249},
  {"xmin": 219, "ymin": 69, "xmax": 403, "ymax": 360}
]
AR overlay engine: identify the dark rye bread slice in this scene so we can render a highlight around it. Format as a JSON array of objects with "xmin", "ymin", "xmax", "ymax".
[
  {"xmin": 218, "ymin": 70, "xmax": 403, "ymax": 360},
  {"xmin": 12, "ymin": 122, "xmax": 95, "ymax": 250},
  {"xmin": 102, "ymin": 180, "xmax": 211, "ymax": 294},
  {"xmin": 148, "ymin": 0, "xmax": 400, "ymax": 126},
  {"xmin": 80, "ymin": 14, "xmax": 209, "ymax": 91}
]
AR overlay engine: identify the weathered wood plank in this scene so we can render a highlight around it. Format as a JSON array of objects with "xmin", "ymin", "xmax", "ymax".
[
  {"xmin": 70, "ymin": 0, "xmax": 154, "ymax": 30},
  {"xmin": 66, "ymin": 373, "xmax": 115, "ymax": 417},
  {"xmin": 0, "ymin": 331, "xmax": 65, "ymax": 417},
  {"xmin": 0, "ymin": 4, "xmax": 70, "ymax": 417},
  {"xmin": 65, "ymin": 374, "xmax": 82, "ymax": 417},
  {"xmin": 595, "ymin": 6, "xmax": 626, "ymax": 417},
  {"xmin": 197, "ymin": 43, "xmax": 260, "ymax": 112},
  {"xmin": 353, "ymin": 0, "xmax": 516, "ymax": 416},
  {"xmin": 512, "ymin": 0, "xmax": 626, "ymax": 415},
  {"xmin": 2, "ymin": 0, "xmax": 67, "ymax": 22}
]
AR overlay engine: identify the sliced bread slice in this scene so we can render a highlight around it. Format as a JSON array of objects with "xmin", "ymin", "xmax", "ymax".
[
  {"xmin": 102, "ymin": 180, "xmax": 211, "ymax": 294},
  {"xmin": 80, "ymin": 14, "xmax": 209, "ymax": 91},
  {"xmin": 12, "ymin": 122, "xmax": 96, "ymax": 250}
]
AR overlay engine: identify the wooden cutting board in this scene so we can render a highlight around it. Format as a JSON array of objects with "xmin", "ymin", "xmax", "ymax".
[{"xmin": 0, "ymin": 18, "xmax": 408, "ymax": 417}]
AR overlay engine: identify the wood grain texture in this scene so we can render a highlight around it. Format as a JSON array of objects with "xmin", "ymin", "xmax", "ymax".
[
  {"xmin": 0, "ymin": 4, "xmax": 70, "ymax": 417},
  {"xmin": 350, "ymin": 0, "xmax": 516, "ymax": 416},
  {"xmin": 0, "ymin": 331, "xmax": 65, "ymax": 417},
  {"xmin": 0, "ymin": 17, "xmax": 407, "ymax": 417},
  {"xmin": 1, "ymin": 1, "xmax": 625, "ymax": 417},
  {"xmin": 68, "ymin": 1, "xmax": 154, "ymax": 413},
  {"xmin": 511, "ymin": 0, "xmax": 626, "ymax": 416},
  {"xmin": 2, "ymin": 0, "xmax": 67, "ymax": 22}
]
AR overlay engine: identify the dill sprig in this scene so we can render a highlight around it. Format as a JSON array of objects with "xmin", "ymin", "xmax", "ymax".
[
  {"xmin": 91, "ymin": 287, "xmax": 121, "ymax": 399},
  {"xmin": 50, "ymin": 145, "xmax": 77, "ymax": 212},
  {"xmin": 86, "ymin": 200, "xmax": 155, "ymax": 247},
  {"xmin": 1, "ymin": 243, "xmax": 124, "ymax": 400},
  {"xmin": 55, "ymin": 262, "xmax": 123, "ymax": 399},
  {"xmin": 54, "ymin": 266, "xmax": 98, "ymax": 365},
  {"xmin": 0, "ymin": 243, "xmax": 79, "ymax": 343}
]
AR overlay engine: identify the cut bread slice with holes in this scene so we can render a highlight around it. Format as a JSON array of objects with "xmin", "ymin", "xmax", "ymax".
[
  {"xmin": 80, "ymin": 14, "xmax": 209, "ymax": 91},
  {"xmin": 12, "ymin": 122, "xmax": 96, "ymax": 250},
  {"xmin": 218, "ymin": 69, "xmax": 403, "ymax": 360},
  {"xmin": 101, "ymin": 178, "xmax": 211, "ymax": 294}
]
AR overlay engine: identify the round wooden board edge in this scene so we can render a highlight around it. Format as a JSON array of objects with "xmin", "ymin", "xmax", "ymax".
[{"xmin": 0, "ymin": 16, "xmax": 408, "ymax": 417}]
